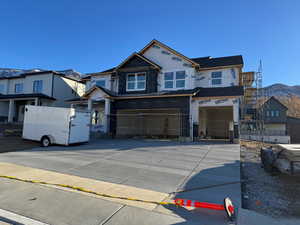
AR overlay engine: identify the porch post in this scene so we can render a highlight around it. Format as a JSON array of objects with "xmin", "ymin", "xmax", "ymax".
[
  {"xmin": 88, "ymin": 99, "xmax": 92, "ymax": 111},
  {"xmin": 104, "ymin": 98, "xmax": 111, "ymax": 133},
  {"xmin": 34, "ymin": 98, "xmax": 38, "ymax": 106},
  {"xmin": 233, "ymin": 100, "xmax": 240, "ymax": 140},
  {"xmin": 8, "ymin": 99, "xmax": 15, "ymax": 123}
]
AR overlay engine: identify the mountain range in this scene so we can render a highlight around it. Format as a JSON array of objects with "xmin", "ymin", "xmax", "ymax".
[{"xmin": 263, "ymin": 83, "xmax": 300, "ymax": 97}]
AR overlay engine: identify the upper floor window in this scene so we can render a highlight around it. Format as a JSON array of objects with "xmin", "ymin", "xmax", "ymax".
[
  {"xmin": 0, "ymin": 84, "xmax": 4, "ymax": 94},
  {"xmin": 96, "ymin": 79, "xmax": 106, "ymax": 88},
  {"xmin": 211, "ymin": 71, "xmax": 222, "ymax": 85},
  {"xmin": 127, "ymin": 73, "xmax": 146, "ymax": 91},
  {"xmin": 164, "ymin": 71, "xmax": 185, "ymax": 89},
  {"xmin": 267, "ymin": 110, "xmax": 280, "ymax": 117},
  {"xmin": 33, "ymin": 80, "xmax": 43, "ymax": 93},
  {"xmin": 15, "ymin": 83, "xmax": 23, "ymax": 93}
]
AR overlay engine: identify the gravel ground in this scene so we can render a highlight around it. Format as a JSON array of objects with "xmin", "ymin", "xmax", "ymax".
[{"xmin": 241, "ymin": 146, "xmax": 300, "ymax": 219}]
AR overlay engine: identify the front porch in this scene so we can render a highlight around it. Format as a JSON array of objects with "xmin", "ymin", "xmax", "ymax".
[
  {"xmin": 0, "ymin": 94, "xmax": 55, "ymax": 123},
  {"xmin": 69, "ymin": 86, "xmax": 111, "ymax": 135}
]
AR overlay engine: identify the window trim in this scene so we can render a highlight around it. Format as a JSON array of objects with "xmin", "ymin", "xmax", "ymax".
[
  {"xmin": 211, "ymin": 71, "xmax": 223, "ymax": 86},
  {"xmin": 163, "ymin": 70, "xmax": 186, "ymax": 90},
  {"xmin": 126, "ymin": 72, "xmax": 146, "ymax": 92},
  {"xmin": 15, "ymin": 83, "xmax": 24, "ymax": 94}
]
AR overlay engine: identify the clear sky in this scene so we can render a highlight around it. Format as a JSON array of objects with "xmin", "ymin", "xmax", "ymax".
[{"xmin": 0, "ymin": 0, "xmax": 299, "ymax": 86}]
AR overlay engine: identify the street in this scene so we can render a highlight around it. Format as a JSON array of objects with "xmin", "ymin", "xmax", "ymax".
[{"xmin": 0, "ymin": 139, "xmax": 241, "ymax": 225}]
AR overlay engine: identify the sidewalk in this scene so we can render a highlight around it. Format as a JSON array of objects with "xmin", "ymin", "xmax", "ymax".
[{"xmin": 0, "ymin": 179, "xmax": 198, "ymax": 225}]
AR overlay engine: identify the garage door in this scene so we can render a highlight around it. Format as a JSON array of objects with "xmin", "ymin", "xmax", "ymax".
[{"xmin": 116, "ymin": 109, "xmax": 182, "ymax": 137}]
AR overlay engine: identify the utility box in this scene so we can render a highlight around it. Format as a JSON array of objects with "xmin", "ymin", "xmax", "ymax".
[{"xmin": 22, "ymin": 105, "xmax": 90, "ymax": 146}]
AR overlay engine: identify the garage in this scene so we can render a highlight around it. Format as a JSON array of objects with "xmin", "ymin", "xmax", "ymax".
[
  {"xmin": 110, "ymin": 96, "xmax": 191, "ymax": 138},
  {"xmin": 116, "ymin": 109, "xmax": 182, "ymax": 137},
  {"xmin": 199, "ymin": 106, "xmax": 234, "ymax": 139}
]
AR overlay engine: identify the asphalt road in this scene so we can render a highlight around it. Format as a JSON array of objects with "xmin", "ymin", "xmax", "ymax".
[{"xmin": 0, "ymin": 139, "xmax": 241, "ymax": 225}]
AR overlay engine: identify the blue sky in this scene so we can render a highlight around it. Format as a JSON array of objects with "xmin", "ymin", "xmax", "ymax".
[{"xmin": 0, "ymin": 0, "xmax": 299, "ymax": 86}]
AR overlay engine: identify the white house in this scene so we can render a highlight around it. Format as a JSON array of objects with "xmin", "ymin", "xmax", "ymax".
[
  {"xmin": 0, "ymin": 69, "xmax": 85, "ymax": 123},
  {"xmin": 70, "ymin": 39, "xmax": 253, "ymax": 141}
]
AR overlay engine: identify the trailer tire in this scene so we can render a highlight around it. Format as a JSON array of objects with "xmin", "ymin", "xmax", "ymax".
[{"xmin": 41, "ymin": 136, "xmax": 51, "ymax": 147}]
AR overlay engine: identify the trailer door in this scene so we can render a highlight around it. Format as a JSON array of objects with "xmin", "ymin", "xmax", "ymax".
[{"xmin": 69, "ymin": 111, "xmax": 90, "ymax": 144}]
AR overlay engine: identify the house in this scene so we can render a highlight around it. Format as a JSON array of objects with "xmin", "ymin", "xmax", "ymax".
[
  {"xmin": 261, "ymin": 96, "xmax": 288, "ymax": 135},
  {"xmin": 240, "ymin": 96, "xmax": 291, "ymax": 143},
  {"xmin": 287, "ymin": 116, "xmax": 300, "ymax": 143},
  {"xmin": 70, "ymin": 39, "xmax": 251, "ymax": 141},
  {"xmin": 0, "ymin": 69, "xmax": 85, "ymax": 123}
]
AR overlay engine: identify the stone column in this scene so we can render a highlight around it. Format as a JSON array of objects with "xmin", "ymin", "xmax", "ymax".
[{"xmin": 8, "ymin": 99, "xmax": 15, "ymax": 123}]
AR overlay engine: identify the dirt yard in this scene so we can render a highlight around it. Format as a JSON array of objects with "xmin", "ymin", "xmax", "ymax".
[
  {"xmin": 0, "ymin": 124, "xmax": 39, "ymax": 153},
  {"xmin": 241, "ymin": 146, "xmax": 300, "ymax": 219},
  {"xmin": 0, "ymin": 136, "xmax": 39, "ymax": 153}
]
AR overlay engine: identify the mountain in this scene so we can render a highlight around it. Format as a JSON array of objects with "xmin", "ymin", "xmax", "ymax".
[{"xmin": 263, "ymin": 83, "xmax": 300, "ymax": 97}]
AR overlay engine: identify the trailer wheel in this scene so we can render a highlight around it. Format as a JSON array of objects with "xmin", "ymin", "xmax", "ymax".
[{"xmin": 41, "ymin": 136, "xmax": 51, "ymax": 147}]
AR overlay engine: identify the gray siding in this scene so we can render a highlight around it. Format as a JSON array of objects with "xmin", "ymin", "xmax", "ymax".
[
  {"xmin": 262, "ymin": 97, "xmax": 287, "ymax": 124},
  {"xmin": 117, "ymin": 55, "xmax": 158, "ymax": 95}
]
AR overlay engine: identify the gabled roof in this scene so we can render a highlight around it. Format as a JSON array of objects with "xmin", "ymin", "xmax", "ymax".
[
  {"xmin": 139, "ymin": 39, "xmax": 199, "ymax": 67},
  {"xmin": 114, "ymin": 52, "xmax": 161, "ymax": 71},
  {"xmin": 83, "ymin": 85, "xmax": 117, "ymax": 98},
  {"xmin": 84, "ymin": 39, "xmax": 244, "ymax": 80},
  {"xmin": 262, "ymin": 96, "xmax": 288, "ymax": 110}
]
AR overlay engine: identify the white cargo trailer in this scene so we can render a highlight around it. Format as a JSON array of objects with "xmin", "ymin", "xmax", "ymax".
[{"xmin": 22, "ymin": 105, "xmax": 90, "ymax": 147}]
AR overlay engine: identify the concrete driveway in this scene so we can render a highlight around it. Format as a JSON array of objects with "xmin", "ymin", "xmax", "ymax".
[{"xmin": 0, "ymin": 139, "xmax": 241, "ymax": 225}]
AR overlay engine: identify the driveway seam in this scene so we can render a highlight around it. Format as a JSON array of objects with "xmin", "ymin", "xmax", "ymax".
[
  {"xmin": 174, "ymin": 145, "xmax": 213, "ymax": 192},
  {"xmin": 98, "ymin": 205, "xmax": 125, "ymax": 225}
]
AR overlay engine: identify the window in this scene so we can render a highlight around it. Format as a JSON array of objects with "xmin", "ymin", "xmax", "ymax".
[
  {"xmin": 0, "ymin": 84, "xmax": 4, "ymax": 94},
  {"xmin": 126, "ymin": 73, "xmax": 146, "ymax": 91},
  {"xmin": 96, "ymin": 79, "xmax": 106, "ymax": 88},
  {"xmin": 15, "ymin": 83, "xmax": 23, "ymax": 93},
  {"xmin": 266, "ymin": 111, "xmax": 270, "ymax": 117},
  {"xmin": 33, "ymin": 80, "xmax": 43, "ymax": 93},
  {"xmin": 271, "ymin": 110, "xmax": 275, "ymax": 117},
  {"xmin": 275, "ymin": 111, "xmax": 279, "ymax": 117},
  {"xmin": 211, "ymin": 71, "xmax": 222, "ymax": 85},
  {"xmin": 164, "ymin": 71, "xmax": 186, "ymax": 89}
]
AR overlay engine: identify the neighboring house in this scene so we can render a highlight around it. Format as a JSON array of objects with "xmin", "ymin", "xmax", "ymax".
[
  {"xmin": 0, "ymin": 70, "xmax": 85, "ymax": 123},
  {"xmin": 70, "ymin": 39, "xmax": 251, "ymax": 140},
  {"xmin": 240, "ymin": 96, "xmax": 291, "ymax": 143},
  {"xmin": 261, "ymin": 96, "xmax": 288, "ymax": 135},
  {"xmin": 287, "ymin": 116, "xmax": 300, "ymax": 143}
]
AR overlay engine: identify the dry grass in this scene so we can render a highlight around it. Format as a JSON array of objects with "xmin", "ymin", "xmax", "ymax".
[{"xmin": 277, "ymin": 95, "xmax": 300, "ymax": 118}]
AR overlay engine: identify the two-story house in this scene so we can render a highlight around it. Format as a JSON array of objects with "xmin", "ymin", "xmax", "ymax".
[
  {"xmin": 262, "ymin": 96, "xmax": 288, "ymax": 135},
  {"xmin": 0, "ymin": 69, "xmax": 85, "ymax": 123},
  {"xmin": 70, "ymin": 39, "xmax": 249, "ymax": 141}
]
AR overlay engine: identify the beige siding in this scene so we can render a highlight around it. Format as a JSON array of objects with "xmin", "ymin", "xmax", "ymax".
[{"xmin": 52, "ymin": 75, "xmax": 85, "ymax": 107}]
